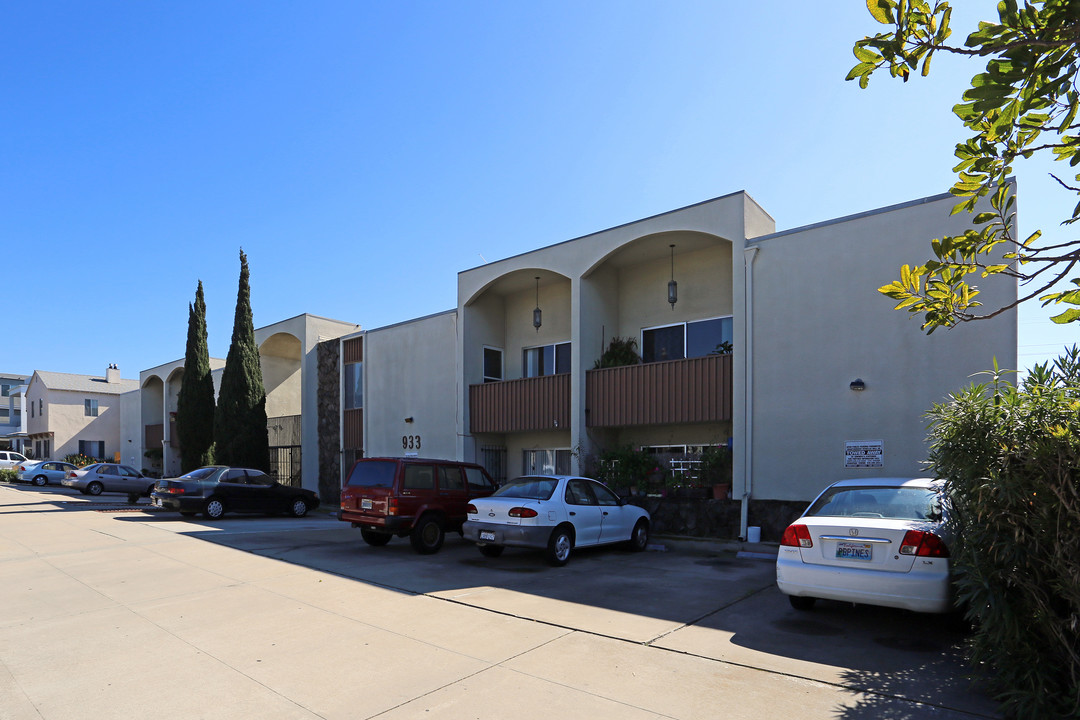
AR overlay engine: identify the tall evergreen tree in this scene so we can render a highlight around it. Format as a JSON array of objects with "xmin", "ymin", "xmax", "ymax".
[
  {"xmin": 176, "ymin": 281, "xmax": 216, "ymax": 472},
  {"xmin": 213, "ymin": 250, "xmax": 270, "ymax": 471}
]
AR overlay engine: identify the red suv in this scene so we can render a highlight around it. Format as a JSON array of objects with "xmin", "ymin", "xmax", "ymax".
[{"xmin": 340, "ymin": 457, "xmax": 497, "ymax": 554}]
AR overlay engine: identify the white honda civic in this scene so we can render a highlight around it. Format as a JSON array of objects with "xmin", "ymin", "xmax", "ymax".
[
  {"xmin": 463, "ymin": 475, "xmax": 650, "ymax": 566},
  {"xmin": 776, "ymin": 477, "xmax": 954, "ymax": 613}
]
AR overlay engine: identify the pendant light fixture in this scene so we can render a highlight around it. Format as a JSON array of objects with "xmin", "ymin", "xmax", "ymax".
[
  {"xmin": 668, "ymin": 244, "xmax": 678, "ymax": 310},
  {"xmin": 533, "ymin": 276, "xmax": 542, "ymax": 332}
]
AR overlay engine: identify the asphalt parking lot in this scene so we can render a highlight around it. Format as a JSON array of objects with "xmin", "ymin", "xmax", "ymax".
[{"xmin": 0, "ymin": 482, "xmax": 999, "ymax": 719}]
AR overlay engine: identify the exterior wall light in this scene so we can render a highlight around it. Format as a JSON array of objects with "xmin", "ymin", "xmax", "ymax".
[
  {"xmin": 533, "ymin": 276, "xmax": 542, "ymax": 332},
  {"xmin": 668, "ymin": 244, "xmax": 678, "ymax": 310},
  {"xmin": 850, "ymin": 379, "xmax": 866, "ymax": 391}
]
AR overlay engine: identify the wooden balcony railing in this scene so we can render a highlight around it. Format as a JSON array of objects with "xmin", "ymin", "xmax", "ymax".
[
  {"xmin": 469, "ymin": 373, "xmax": 571, "ymax": 434},
  {"xmin": 586, "ymin": 353, "xmax": 732, "ymax": 427}
]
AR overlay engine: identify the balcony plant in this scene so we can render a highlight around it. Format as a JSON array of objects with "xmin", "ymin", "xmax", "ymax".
[{"xmin": 593, "ymin": 337, "xmax": 641, "ymax": 369}]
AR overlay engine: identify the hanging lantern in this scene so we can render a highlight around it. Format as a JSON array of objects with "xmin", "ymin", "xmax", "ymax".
[
  {"xmin": 668, "ymin": 244, "xmax": 678, "ymax": 309},
  {"xmin": 533, "ymin": 276, "xmax": 542, "ymax": 332}
]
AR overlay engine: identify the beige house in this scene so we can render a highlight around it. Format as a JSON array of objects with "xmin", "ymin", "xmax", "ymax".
[
  {"xmin": 349, "ymin": 189, "xmax": 1016, "ymax": 538},
  {"xmin": 24, "ymin": 366, "xmax": 139, "ymax": 462},
  {"xmin": 140, "ymin": 313, "xmax": 359, "ymax": 484},
  {"xmin": 0, "ymin": 373, "xmax": 29, "ymax": 452}
]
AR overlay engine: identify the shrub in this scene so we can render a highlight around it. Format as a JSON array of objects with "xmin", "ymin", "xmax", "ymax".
[
  {"xmin": 593, "ymin": 337, "xmax": 641, "ymax": 369},
  {"xmin": 595, "ymin": 444, "xmax": 653, "ymax": 491},
  {"xmin": 0, "ymin": 469, "xmax": 17, "ymax": 483},
  {"xmin": 927, "ymin": 350, "xmax": 1080, "ymax": 719},
  {"xmin": 64, "ymin": 454, "xmax": 100, "ymax": 468}
]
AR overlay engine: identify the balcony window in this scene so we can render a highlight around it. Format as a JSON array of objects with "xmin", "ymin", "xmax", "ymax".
[
  {"xmin": 642, "ymin": 317, "xmax": 732, "ymax": 363},
  {"xmin": 523, "ymin": 342, "xmax": 570, "ymax": 378},
  {"xmin": 483, "ymin": 347, "xmax": 503, "ymax": 383}
]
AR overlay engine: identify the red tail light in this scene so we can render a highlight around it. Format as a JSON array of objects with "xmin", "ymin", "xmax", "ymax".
[
  {"xmin": 508, "ymin": 507, "xmax": 538, "ymax": 518},
  {"xmin": 166, "ymin": 486, "xmax": 185, "ymax": 495},
  {"xmin": 67, "ymin": 472, "xmax": 78, "ymax": 479},
  {"xmin": 387, "ymin": 498, "xmax": 399, "ymax": 516},
  {"xmin": 467, "ymin": 504, "xmax": 477, "ymax": 514},
  {"xmin": 780, "ymin": 524, "xmax": 813, "ymax": 548},
  {"xmin": 900, "ymin": 530, "xmax": 949, "ymax": 557},
  {"xmin": 16, "ymin": 465, "xmax": 26, "ymax": 472}
]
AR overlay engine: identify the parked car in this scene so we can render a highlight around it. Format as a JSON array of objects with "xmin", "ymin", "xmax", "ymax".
[
  {"xmin": 15, "ymin": 461, "xmax": 77, "ymax": 486},
  {"xmin": 150, "ymin": 466, "xmax": 319, "ymax": 520},
  {"xmin": 62, "ymin": 463, "xmax": 156, "ymax": 497},
  {"xmin": 339, "ymin": 457, "xmax": 498, "ymax": 554},
  {"xmin": 775, "ymin": 477, "xmax": 953, "ymax": 613},
  {"xmin": 463, "ymin": 475, "xmax": 651, "ymax": 566},
  {"xmin": 0, "ymin": 451, "xmax": 29, "ymax": 471}
]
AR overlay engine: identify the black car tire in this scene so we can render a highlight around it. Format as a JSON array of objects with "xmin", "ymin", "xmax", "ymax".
[
  {"xmin": 360, "ymin": 527, "xmax": 392, "ymax": 546},
  {"xmin": 479, "ymin": 544, "xmax": 504, "ymax": 558},
  {"xmin": 204, "ymin": 497, "xmax": 225, "ymax": 520},
  {"xmin": 409, "ymin": 515, "xmax": 445, "ymax": 554},
  {"xmin": 546, "ymin": 526, "xmax": 574, "ymax": 567},
  {"xmin": 32, "ymin": 475, "xmax": 47, "ymax": 487},
  {"xmin": 788, "ymin": 595, "xmax": 816, "ymax": 611},
  {"xmin": 86, "ymin": 481, "xmax": 104, "ymax": 496},
  {"xmin": 145, "ymin": 483, "xmax": 156, "ymax": 497},
  {"xmin": 288, "ymin": 498, "xmax": 308, "ymax": 518},
  {"xmin": 627, "ymin": 519, "xmax": 649, "ymax": 552}
]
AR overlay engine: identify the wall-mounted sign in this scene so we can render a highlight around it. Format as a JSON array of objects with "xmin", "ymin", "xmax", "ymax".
[{"xmin": 845, "ymin": 440, "xmax": 884, "ymax": 468}]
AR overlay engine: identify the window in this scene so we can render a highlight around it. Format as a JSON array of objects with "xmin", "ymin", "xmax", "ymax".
[
  {"xmin": 30, "ymin": 403, "xmax": 34, "ymax": 418},
  {"xmin": 403, "ymin": 464, "xmax": 435, "ymax": 490},
  {"xmin": 344, "ymin": 362, "xmax": 363, "ymax": 410},
  {"xmin": 480, "ymin": 445, "xmax": 507, "ymax": 484},
  {"xmin": 642, "ymin": 317, "xmax": 732, "ymax": 363},
  {"xmin": 1, "ymin": 384, "xmax": 9, "ymax": 397},
  {"xmin": 439, "ymin": 465, "xmax": 465, "ymax": 491},
  {"xmin": 85, "ymin": 399, "xmax": 99, "ymax": 417},
  {"xmin": 565, "ymin": 479, "xmax": 598, "ymax": 506},
  {"xmin": 465, "ymin": 467, "xmax": 494, "ymax": 492},
  {"xmin": 522, "ymin": 342, "xmax": 570, "ymax": 378},
  {"xmin": 43, "ymin": 440, "xmax": 49, "ymax": 459},
  {"xmin": 39, "ymin": 399, "xmax": 42, "ymax": 414},
  {"xmin": 78, "ymin": 441, "xmax": 105, "ymax": 460},
  {"xmin": 223, "ymin": 468, "xmax": 247, "ymax": 483},
  {"xmin": 483, "ymin": 347, "xmax": 503, "ymax": 383},
  {"xmin": 523, "ymin": 448, "xmax": 571, "ymax": 476}
]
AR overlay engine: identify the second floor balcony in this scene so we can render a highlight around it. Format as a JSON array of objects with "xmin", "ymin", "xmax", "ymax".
[{"xmin": 469, "ymin": 373, "xmax": 571, "ymax": 434}]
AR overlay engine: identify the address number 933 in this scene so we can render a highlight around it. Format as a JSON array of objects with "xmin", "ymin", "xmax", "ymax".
[{"xmin": 402, "ymin": 435, "xmax": 421, "ymax": 450}]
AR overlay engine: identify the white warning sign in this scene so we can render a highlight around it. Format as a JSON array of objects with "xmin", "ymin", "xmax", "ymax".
[{"xmin": 845, "ymin": 440, "xmax": 884, "ymax": 469}]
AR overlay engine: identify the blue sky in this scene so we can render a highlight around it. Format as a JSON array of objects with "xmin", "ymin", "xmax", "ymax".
[{"xmin": 2, "ymin": 1, "xmax": 1074, "ymax": 379}]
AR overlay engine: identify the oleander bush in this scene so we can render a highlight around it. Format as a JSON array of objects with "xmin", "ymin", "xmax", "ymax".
[
  {"xmin": 927, "ymin": 349, "xmax": 1080, "ymax": 719},
  {"xmin": 63, "ymin": 454, "xmax": 100, "ymax": 468}
]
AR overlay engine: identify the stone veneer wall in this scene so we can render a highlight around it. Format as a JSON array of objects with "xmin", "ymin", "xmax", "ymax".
[
  {"xmin": 627, "ymin": 498, "xmax": 809, "ymax": 542},
  {"xmin": 316, "ymin": 339, "xmax": 341, "ymax": 503}
]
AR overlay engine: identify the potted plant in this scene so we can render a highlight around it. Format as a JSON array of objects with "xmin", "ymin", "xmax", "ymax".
[{"xmin": 699, "ymin": 445, "xmax": 733, "ymax": 499}]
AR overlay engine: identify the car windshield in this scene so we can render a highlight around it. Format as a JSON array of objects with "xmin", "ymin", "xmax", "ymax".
[
  {"xmin": 493, "ymin": 477, "xmax": 558, "ymax": 501},
  {"xmin": 346, "ymin": 461, "xmax": 396, "ymax": 488},
  {"xmin": 179, "ymin": 467, "xmax": 217, "ymax": 481},
  {"xmin": 807, "ymin": 485, "xmax": 942, "ymax": 521}
]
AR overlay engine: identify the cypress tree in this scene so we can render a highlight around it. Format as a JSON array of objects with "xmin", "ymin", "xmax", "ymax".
[
  {"xmin": 176, "ymin": 281, "xmax": 216, "ymax": 472},
  {"xmin": 213, "ymin": 250, "xmax": 270, "ymax": 471}
]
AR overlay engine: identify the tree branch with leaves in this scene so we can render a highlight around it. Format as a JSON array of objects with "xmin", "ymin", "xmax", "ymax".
[{"xmin": 849, "ymin": 0, "xmax": 1080, "ymax": 330}]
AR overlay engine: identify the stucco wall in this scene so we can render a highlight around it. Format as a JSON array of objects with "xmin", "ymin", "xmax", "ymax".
[
  {"xmin": 746, "ymin": 192, "xmax": 1018, "ymax": 502},
  {"xmin": 364, "ymin": 311, "xmax": 458, "ymax": 461}
]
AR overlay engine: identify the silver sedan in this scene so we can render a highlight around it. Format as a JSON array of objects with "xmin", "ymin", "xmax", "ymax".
[{"xmin": 15, "ymin": 461, "xmax": 77, "ymax": 486}]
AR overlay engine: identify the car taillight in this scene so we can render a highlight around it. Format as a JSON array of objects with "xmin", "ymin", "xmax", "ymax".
[
  {"xmin": 900, "ymin": 530, "xmax": 949, "ymax": 557},
  {"xmin": 780, "ymin": 523, "xmax": 813, "ymax": 548},
  {"xmin": 166, "ymin": 486, "xmax": 185, "ymax": 495},
  {"xmin": 508, "ymin": 507, "xmax": 538, "ymax": 518},
  {"xmin": 387, "ymin": 498, "xmax": 398, "ymax": 516},
  {"xmin": 67, "ymin": 472, "xmax": 78, "ymax": 479},
  {"xmin": 467, "ymin": 503, "xmax": 477, "ymax": 514},
  {"xmin": 16, "ymin": 465, "xmax": 26, "ymax": 472}
]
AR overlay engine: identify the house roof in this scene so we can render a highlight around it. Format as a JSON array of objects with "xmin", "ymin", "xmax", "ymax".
[{"xmin": 32, "ymin": 371, "xmax": 139, "ymax": 394}]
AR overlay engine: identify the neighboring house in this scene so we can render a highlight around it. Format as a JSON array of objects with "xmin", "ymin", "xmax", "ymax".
[
  {"xmin": 0, "ymin": 373, "xmax": 29, "ymax": 452},
  {"xmin": 339, "ymin": 189, "xmax": 1016, "ymax": 539},
  {"xmin": 139, "ymin": 313, "xmax": 359, "ymax": 485},
  {"xmin": 24, "ymin": 365, "xmax": 139, "ymax": 462}
]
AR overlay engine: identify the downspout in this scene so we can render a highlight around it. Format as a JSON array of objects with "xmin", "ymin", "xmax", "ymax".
[{"xmin": 741, "ymin": 245, "xmax": 759, "ymax": 541}]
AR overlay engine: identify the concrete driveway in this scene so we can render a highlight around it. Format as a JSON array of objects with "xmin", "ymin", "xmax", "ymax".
[{"xmin": 0, "ymin": 483, "xmax": 999, "ymax": 719}]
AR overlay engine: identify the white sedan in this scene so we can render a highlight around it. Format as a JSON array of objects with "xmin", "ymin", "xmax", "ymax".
[
  {"xmin": 463, "ymin": 475, "xmax": 650, "ymax": 566},
  {"xmin": 776, "ymin": 477, "xmax": 953, "ymax": 613}
]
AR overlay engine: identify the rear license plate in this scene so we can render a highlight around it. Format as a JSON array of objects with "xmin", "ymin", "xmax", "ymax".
[
  {"xmin": 361, "ymin": 499, "xmax": 373, "ymax": 510},
  {"xmin": 480, "ymin": 531, "xmax": 496, "ymax": 542},
  {"xmin": 836, "ymin": 542, "xmax": 872, "ymax": 561}
]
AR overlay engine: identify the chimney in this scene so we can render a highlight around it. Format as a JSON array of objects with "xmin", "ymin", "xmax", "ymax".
[{"xmin": 106, "ymin": 364, "xmax": 120, "ymax": 384}]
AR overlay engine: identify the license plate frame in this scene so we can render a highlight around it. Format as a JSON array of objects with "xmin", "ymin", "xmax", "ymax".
[
  {"xmin": 835, "ymin": 541, "xmax": 872, "ymax": 561},
  {"xmin": 480, "ymin": 531, "xmax": 496, "ymax": 542},
  {"xmin": 361, "ymin": 498, "xmax": 373, "ymax": 510}
]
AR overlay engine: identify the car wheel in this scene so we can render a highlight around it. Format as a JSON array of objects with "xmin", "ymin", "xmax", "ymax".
[
  {"xmin": 32, "ymin": 475, "xmax": 48, "ymax": 487},
  {"xmin": 479, "ymin": 544, "xmax": 504, "ymax": 558},
  {"xmin": 788, "ymin": 595, "xmax": 816, "ymax": 611},
  {"xmin": 360, "ymin": 527, "xmax": 392, "ymax": 546},
  {"xmin": 546, "ymin": 526, "xmax": 574, "ymax": 567},
  {"xmin": 409, "ymin": 515, "xmax": 445, "ymax": 554},
  {"xmin": 180, "ymin": 511, "xmax": 197, "ymax": 517},
  {"xmin": 204, "ymin": 497, "xmax": 225, "ymax": 520},
  {"xmin": 627, "ymin": 519, "xmax": 649, "ymax": 552},
  {"xmin": 288, "ymin": 497, "xmax": 308, "ymax": 518},
  {"xmin": 145, "ymin": 484, "xmax": 156, "ymax": 497},
  {"xmin": 86, "ymin": 481, "xmax": 104, "ymax": 496}
]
